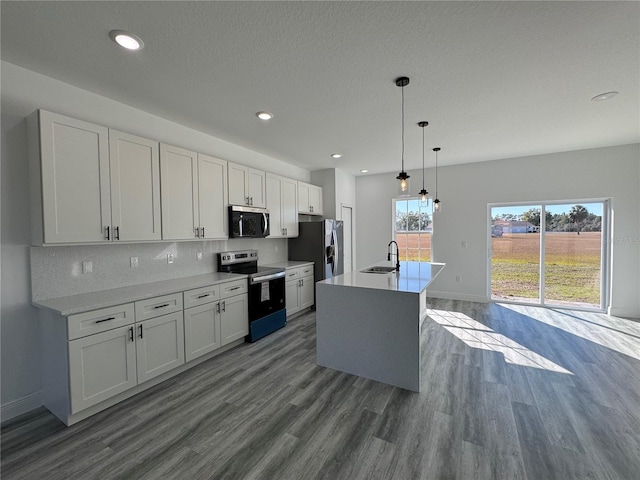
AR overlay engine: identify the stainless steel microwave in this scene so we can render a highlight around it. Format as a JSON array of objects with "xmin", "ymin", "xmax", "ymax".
[{"xmin": 228, "ymin": 206, "xmax": 270, "ymax": 238}]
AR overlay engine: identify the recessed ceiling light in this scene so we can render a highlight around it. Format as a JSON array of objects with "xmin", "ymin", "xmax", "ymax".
[
  {"xmin": 256, "ymin": 111, "xmax": 273, "ymax": 120},
  {"xmin": 591, "ymin": 91, "xmax": 619, "ymax": 101},
  {"xmin": 360, "ymin": 169, "xmax": 369, "ymax": 173},
  {"xmin": 331, "ymin": 153, "xmax": 342, "ymax": 159},
  {"xmin": 109, "ymin": 30, "xmax": 144, "ymax": 51}
]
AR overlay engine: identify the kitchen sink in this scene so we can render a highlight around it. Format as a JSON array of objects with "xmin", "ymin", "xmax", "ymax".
[{"xmin": 360, "ymin": 266, "xmax": 397, "ymax": 274}]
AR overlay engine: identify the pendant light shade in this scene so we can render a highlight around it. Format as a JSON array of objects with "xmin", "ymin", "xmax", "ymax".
[
  {"xmin": 433, "ymin": 147, "xmax": 442, "ymax": 212},
  {"xmin": 395, "ymin": 77, "xmax": 410, "ymax": 196},
  {"xmin": 418, "ymin": 121, "xmax": 429, "ymax": 202}
]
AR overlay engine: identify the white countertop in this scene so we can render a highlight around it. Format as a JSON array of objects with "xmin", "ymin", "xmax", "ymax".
[
  {"xmin": 33, "ymin": 272, "xmax": 247, "ymax": 316},
  {"xmin": 318, "ymin": 261, "xmax": 445, "ymax": 294},
  {"xmin": 263, "ymin": 260, "xmax": 314, "ymax": 269}
]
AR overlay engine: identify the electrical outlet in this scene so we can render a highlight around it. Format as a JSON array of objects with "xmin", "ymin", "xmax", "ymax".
[
  {"xmin": 130, "ymin": 256, "xmax": 138, "ymax": 268},
  {"xmin": 167, "ymin": 253, "xmax": 174, "ymax": 264},
  {"xmin": 196, "ymin": 252, "xmax": 203, "ymax": 262},
  {"xmin": 82, "ymin": 261, "xmax": 93, "ymax": 274},
  {"xmin": 455, "ymin": 275, "xmax": 462, "ymax": 283}
]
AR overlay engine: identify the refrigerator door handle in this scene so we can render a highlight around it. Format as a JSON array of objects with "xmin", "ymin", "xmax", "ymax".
[{"xmin": 332, "ymin": 230, "xmax": 339, "ymax": 276}]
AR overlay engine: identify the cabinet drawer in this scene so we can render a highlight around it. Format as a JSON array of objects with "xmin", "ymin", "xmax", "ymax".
[
  {"xmin": 285, "ymin": 268, "xmax": 300, "ymax": 281},
  {"xmin": 135, "ymin": 293, "xmax": 183, "ymax": 322},
  {"xmin": 220, "ymin": 279, "xmax": 248, "ymax": 298},
  {"xmin": 68, "ymin": 304, "xmax": 135, "ymax": 340},
  {"xmin": 300, "ymin": 265, "xmax": 314, "ymax": 277},
  {"xmin": 184, "ymin": 285, "xmax": 220, "ymax": 309}
]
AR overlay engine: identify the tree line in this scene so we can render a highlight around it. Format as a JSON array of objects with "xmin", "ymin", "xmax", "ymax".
[
  {"xmin": 395, "ymin": 211, "xmax": 432, "ymax": 232},
  {"xmin": 493, "ymin": 205, "xmax": 601, "ymax": 233}
]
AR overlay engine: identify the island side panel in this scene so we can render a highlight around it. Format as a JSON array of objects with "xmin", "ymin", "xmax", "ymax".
[{"xmin": 316, "ymin": 283, "xmax": 421, "ymax": 392}]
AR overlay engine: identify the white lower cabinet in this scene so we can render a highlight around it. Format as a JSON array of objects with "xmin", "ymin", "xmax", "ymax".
[
  {"xmin": 42, "ymin": 278, "xmax": 249, "ymax": 426},
  {"xmin": 184, "ymin": 302, "xmax": 221, "ymax": 362},
  {"xmin": 68, "ymin": 324, "xmax": 137, "ymax": 414},
  {"xmin": 135, "ymin": 312, "xmax": 185, "ymax": 384},
  {"xmin": 284, "ymin": 263, "xmax": 314, "ymax": 317},
  {"xmin": 184, "ymin": 279, "xmax": 248, "ymax": 362}
]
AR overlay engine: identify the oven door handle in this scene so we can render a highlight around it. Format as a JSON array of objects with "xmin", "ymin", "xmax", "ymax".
[{"xmin": 251, "ymin": 271, "xmax": 286, "ymax": 284}]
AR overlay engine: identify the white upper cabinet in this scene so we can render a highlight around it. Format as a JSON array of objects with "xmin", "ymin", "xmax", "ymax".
[
  {"xmin": 109, "ymin": 130, "xmax": 161, "ymax": 241},
  {"xmin": 30, "ymin": 110, "xmax": 111, "ymax": 244},
  {"xmin": 160, "ymin": 144, "xmax": 199, "ymax": 240},
  {"xmin": 298, "ymin": 181, "xmax": 323, "ymax": 215},
  {"xmin": 266, "ymin": 173, "xmax": 298, "ymax": 238},
  {"xmin": 29, "ymin": 111, "xmax": 162, "ymax": 245},
  {"xmin": 160, "ymin": 145, "xmax": 229, "ymax": 240},
  {"xmin": 228, "ymin": 162, "xmax": 266, "ymax": 208},
  {"xmin": 197, "ymin": 154, "xmax": 228, "ymax": 239}
]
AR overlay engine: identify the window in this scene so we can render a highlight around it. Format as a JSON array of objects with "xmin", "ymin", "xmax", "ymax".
[
  {"xmin": 489, "ymin": 200, "xmax": 609, "ymax": 311},
  {"xmin": 393, "ymin": 198, "xmax": 433, "ymax": 261}
]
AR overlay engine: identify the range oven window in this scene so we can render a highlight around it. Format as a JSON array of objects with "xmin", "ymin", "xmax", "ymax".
[{"xmin": 248, "ymin": 276, "xmax": 285, "ymax": 322}]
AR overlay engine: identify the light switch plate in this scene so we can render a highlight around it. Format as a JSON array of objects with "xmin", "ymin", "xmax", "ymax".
[
  {"xmin": 130, "ymin": 257, "xmax": 139, "ymax": 268},
  {"xmin": 167, "ymin": 253, "xmax": 174, "ymax": 264},
  {"xmin": 82, "ymin": 261, "xmax": 93, "ymax": 274},
  {"xmin": 196, "ymin": 252, "xmax": 203, "ymax": 261}
]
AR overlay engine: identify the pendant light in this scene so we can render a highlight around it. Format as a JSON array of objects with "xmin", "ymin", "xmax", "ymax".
[
  {"xmin": 395, "ymin": 77, "xmax": 410, "ymax": 196},
  {"xmin": 433, "ymin": 147, "xmax": 442, "ymax": 212},
  {"xmin": 418, "ymin": 121, "xmax": 429, "ymax": 202}
]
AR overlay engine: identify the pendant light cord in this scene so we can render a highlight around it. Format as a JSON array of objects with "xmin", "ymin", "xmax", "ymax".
[
  {"xmin": 435, "ymin": 149, "xmax": 438, "ymax": 198},
  {"xmin": 401, "ymin": 85, "xmax": 405, "ymax": 171},
  {"xmin": 422, "ymin": 126, "xmax": 425, "ymax": 189}
]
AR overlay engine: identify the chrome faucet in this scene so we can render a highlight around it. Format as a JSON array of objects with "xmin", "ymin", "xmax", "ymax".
[{"xmin": 387, "ymin": 241, "xmax": 400, "ymax": 271}]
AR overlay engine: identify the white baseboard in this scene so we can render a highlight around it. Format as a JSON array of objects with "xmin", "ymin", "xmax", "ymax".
[
  {"xmin": 425, "ymin": 291, "xmax": 489, "ymax": 304},
  {"xmin": 1, "ymin": 391, "xmax": 42, "ymax": 424},
  {"xmin": 608, "ymin": 306, "xmax": 640, "ymax": 320}
]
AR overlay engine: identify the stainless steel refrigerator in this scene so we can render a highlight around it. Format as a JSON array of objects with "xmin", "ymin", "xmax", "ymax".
[{"xmin": 288, "ymin": 219, "xmax": 344, "ymax": 291}]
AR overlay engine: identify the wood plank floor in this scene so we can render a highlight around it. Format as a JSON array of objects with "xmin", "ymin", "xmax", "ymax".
[{"xmin": 2, "ymin": 299, "xmax": 640, "ymax": 479}]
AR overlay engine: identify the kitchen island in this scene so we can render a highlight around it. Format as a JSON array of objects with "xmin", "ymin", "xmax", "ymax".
[{"xmin": 315, "ymin": 261, "xmax": 444, "ymax": 392}]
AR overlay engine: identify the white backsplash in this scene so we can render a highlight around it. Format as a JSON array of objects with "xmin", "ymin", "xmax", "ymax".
[{"xmin": 31, "ymin": 238, "xmax": 288, "ymax": 301}]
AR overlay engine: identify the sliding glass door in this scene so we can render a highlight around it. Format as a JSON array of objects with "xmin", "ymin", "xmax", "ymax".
[{"xmin": 490, "ymin": 201, "xmax": 608, "ymax": 310}]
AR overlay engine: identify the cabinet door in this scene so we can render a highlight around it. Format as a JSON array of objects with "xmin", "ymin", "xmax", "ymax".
[
  {"xmin": 298, "ymin": 182, "xmax": 310, "ymax": 214},
  {"xmin": 109, "ymin": 130, "xmax": 161, "ymax": 241},
  {"xmin": 300, "ymin": 275, "xmax": 315, "ymax": 309},
  {"xmin": 220, "ymin": 294, "xmax": 248, "ymax": 346},
  {"xmin": 309, "ymin": 185, "xmax": 323, "ymax": 215},
  {"xmin": 285, "ymin": 279, "xmax": 301, "ymax": 317},
  {"xmin": 266, "ymin": 173, "xmax": 284, "ymax": 238},
  {"xmin": 227, "ymin": 162, "xmax": 248, "ymax": 206},
  {"xmin": 136, "ymin": 312, "xmax": 185, "ymax": 383},
  {"xmin": 282, "ymin": 177, "xmax": 299, "ymax": 237},
  {"xmin": 184, "ymin": 302, "xmax": 221, "ymax": 362},
  {"xmin": 160, "ymin": 144, "xmax": 199, "ymax": 240},
  {"xmin": 68, "ymin": 325, "xmax": 137, "ymax": 414},
  {"xmin": 198, "ymin": 154, "xmax": 228, "ymax": 239},
  {"xmin": 39, "ymin": 110, "xmax": 111, "ymax": 243},
  {"xmin": 247, "ymin": 168, "xmax": 266, "ymax": 208}
]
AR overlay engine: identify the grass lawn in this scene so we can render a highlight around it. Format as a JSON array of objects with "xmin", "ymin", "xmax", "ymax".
[{"xmin": 491, "ymin": 232, "xmax": 601, "ymax": 306}]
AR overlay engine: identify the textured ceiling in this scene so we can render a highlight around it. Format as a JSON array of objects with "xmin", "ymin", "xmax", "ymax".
[{"xmin": 2, "ymin": 1, "xmax": 638, "ymax": 176}]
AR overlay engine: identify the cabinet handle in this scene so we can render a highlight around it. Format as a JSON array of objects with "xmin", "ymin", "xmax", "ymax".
[
  {"xmin": 129, "ymin": 327, "xmax": 134, "ymax": 342},
  {"xmin": 139, "ymin": 324, "xmax": 143, "ymax": 339},
  {"xmin": 154, "ymin": 303, "xmax": 170, "ymax": 309},
  {"xmin": 197, "ymin": 294, "xmax": 210, "ymax": 299},
  {"xmin": 216, "ymin": 302, "xmax": 221, "ymax": 314},
  {"xmin": 195, "ymin": 227, "xmax": 200, "ymax": 238},
  {"xmin": 245, "ymin": 196, "xmax": 250, "ymax": 205},
  {"xmin": 285, "ymin": 228, "xmax": 288, "ymax": 235},
  {"xmin": 95, "ymin": 316, "xmax": 115, "ymax": 324},
  {"xmin": 301, "ymin": 279, "xmax": 304, "ymax": 286},
  {"xmin": 114, "ymin": 226, "xmax": 120, "ymax": 240},
  {"xmin": 221, "ymin": 301, "xmax": 226, "ymax": 312},
  {"xmin": 310, "ymin": 205, "xmax": 314, "ymax": 213},
  {"xmin": 105, "ymin": 226, "xmax": 110, "ymax": 240},
  {"xmin": 201, "ymin": 227, "xmax": 205, "ymax": 237},
  {"xmin": 229, "ymin": 286, "xmax": 241, "ymax": 291}
]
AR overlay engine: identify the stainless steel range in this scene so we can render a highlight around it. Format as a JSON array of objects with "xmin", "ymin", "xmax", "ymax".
[{"xmin": 217, "ymin": 250, "xmax": 286, "ymax": 342}]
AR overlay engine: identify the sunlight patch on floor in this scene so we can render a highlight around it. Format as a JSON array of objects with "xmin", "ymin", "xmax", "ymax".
[
  {"xmin": 427, "ymin": 308, "xmax": 573, "ymax": 375},
  {"xmin": 499, "ymin": 303, "xmax": 640, "ymax": 361}
]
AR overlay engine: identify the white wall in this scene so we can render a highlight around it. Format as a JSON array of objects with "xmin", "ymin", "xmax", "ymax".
[
  {"xmin": 0, "ymin": 61, "xmax": 309, "ymax": 421},
  {"xmin": 356, "ymin": 144, "xmax": 640, "ymax": 317}
]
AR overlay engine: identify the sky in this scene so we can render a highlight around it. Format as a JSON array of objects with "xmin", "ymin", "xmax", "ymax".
[{"xmin": 492, "ymin": 202, "xmax": 603, "ymax": 217}]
